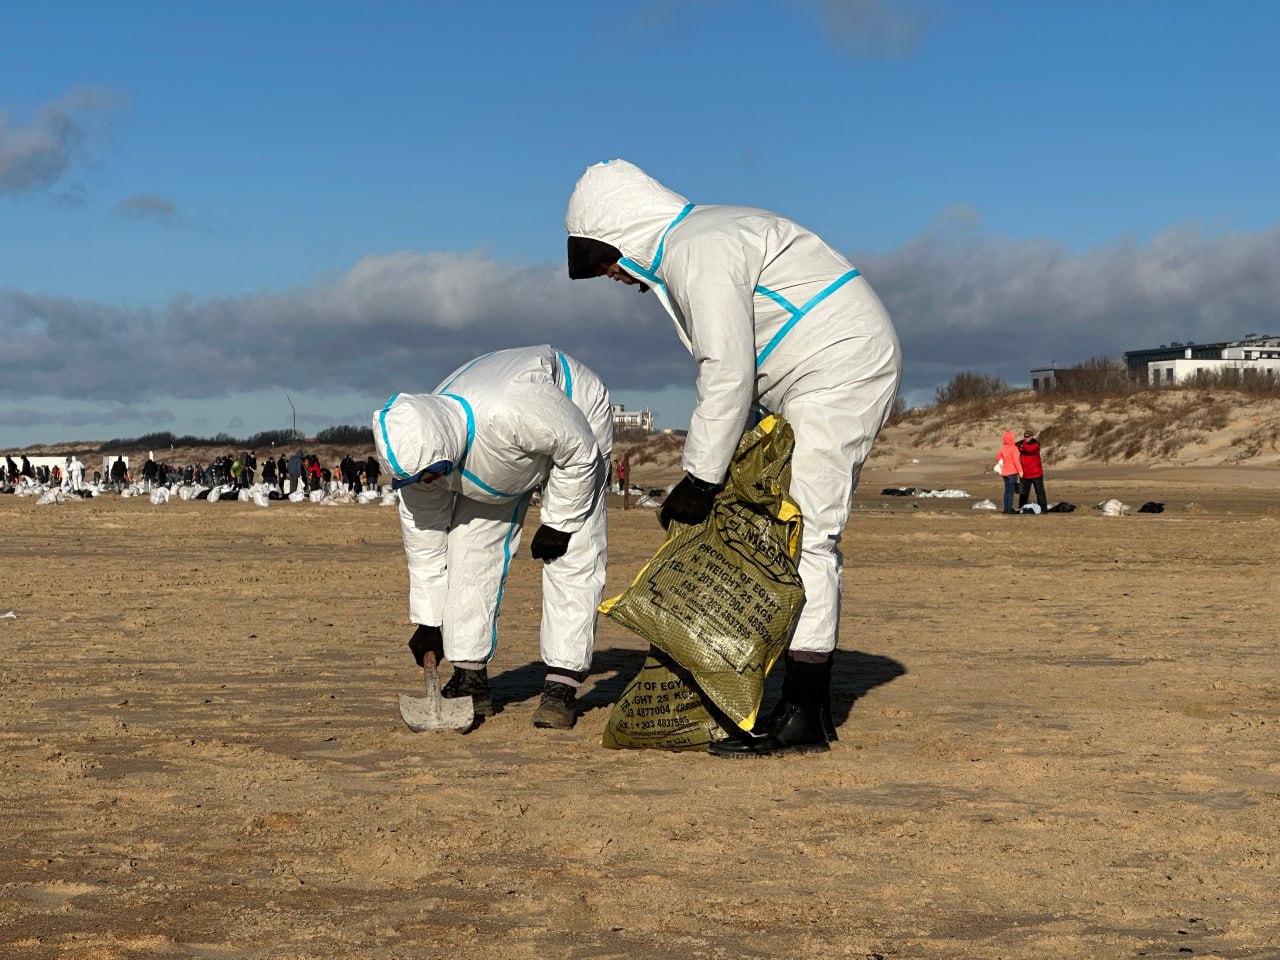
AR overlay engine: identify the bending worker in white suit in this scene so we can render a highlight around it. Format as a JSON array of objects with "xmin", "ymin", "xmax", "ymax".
[
  {"xmin": 566, "ymin": 159, "xmax": 901, "ymax": 757},
  {"xmin": 373, "ymin": 345, "xmax": 612, "ymax": 730}
]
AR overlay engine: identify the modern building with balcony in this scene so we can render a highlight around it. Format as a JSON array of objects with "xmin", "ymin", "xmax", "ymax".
[{"xmin": 1124, "ymin": 334, "xmax": 1280, "ymax": 385}]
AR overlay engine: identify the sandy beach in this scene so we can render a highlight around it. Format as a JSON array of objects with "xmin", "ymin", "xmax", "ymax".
[{"xmin": 2, "ymin": 458, "xmax": 1278, "ymax": 959}]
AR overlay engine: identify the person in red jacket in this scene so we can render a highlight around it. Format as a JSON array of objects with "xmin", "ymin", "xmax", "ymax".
[{"xmin": 1016, "ymin": 430, "xmax": 1047, "ymax": 511}]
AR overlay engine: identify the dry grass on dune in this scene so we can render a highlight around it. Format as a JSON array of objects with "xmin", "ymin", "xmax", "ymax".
[
  {"xmin": 616, "ymin": 388, "xmax": 1280, "ymax": 475},
  {"xmin": 880, "ymin": 388, "xmax": 1280, "ymax": 467}
]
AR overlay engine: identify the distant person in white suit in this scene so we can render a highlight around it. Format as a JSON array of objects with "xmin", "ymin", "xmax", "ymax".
[{"xmin": 61, "ymin": 456, "xmax": 84, "ymax": 492}]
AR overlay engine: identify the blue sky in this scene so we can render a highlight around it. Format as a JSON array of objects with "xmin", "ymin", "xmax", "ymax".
[{"xmin": 3, "ymin": 0, "xmax": 1279, "ymax": 448}]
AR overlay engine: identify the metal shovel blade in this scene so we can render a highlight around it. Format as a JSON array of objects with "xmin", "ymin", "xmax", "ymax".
[{"xmin": 398, "ymin": 654, "xmax": 475, "ymax": 732}]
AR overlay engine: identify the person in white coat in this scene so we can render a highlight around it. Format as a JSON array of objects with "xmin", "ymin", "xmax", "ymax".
[
  {"xmin": 566, "ymin": 159, "xmax": 901, "ymax": 756},
  {"xmin": 373, "ymin": 345, "xmax": 612, "ymax": 730},
  {"xmin": 60, "ymin": 456, "xmax": 85, "ymax": 492}
]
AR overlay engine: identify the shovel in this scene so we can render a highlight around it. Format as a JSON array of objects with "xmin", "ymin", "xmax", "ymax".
[{"xmin": 398, "ymin": 652, "xmax": 475, "ymax": 732}]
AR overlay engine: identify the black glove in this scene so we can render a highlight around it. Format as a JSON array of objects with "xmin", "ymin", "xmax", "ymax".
[
  {"xmin": 659, "ymin": 473, "xmax": 722, "ymax": 530},
  {"xmin": 408, "ymin": 624, "xmax": 444, "ymax": 667},
  {"xmin": 529, "ymin": 525, "xmax": 572, "ymax": 562}
]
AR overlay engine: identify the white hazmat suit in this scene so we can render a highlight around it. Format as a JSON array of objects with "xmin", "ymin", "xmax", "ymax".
[
  {"xmin": 373, "ymin": 345, "xmax": 612, "ymax": 677},
  {"xmin": 55, "ymin": 457, "xmax": 84, "ymax": 491},
  {"xmin": 566, "ymin": 160, "xmax": 901, "ymax": 657}
]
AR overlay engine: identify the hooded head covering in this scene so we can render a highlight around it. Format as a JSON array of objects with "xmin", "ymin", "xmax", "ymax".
[
  {"xmin": 565, "ymin": 160, "xmax": 690, "ymax": 279},
  {"xmin": 373, "ymin": 393, "xmax": 467, "ymax": 488},
  {"xmin": 1002, "ymin": 430, "xmax": 1016, "ymax": 444}
]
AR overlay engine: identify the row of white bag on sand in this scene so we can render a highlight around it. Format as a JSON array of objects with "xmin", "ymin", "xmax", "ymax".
[
  {"xmin": 151, "ymin": 482, "xmax": 398, "ymax": 508},
  {"xmin": 33, "ymin": 480, "xmax": 398, "ymax": 508}
]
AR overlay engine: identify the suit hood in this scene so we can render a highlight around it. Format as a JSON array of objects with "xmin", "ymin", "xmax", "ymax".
[
  {"xmin": 565, "ymin": 159, "xmax": 690, "ymax": 275},
  {"xmin": 373, "ymin": 393, "xmax": 467, "ymax": 484}
]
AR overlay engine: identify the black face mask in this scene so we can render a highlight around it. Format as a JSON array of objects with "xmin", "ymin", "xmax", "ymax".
[{"xmin": 566, "ymin": 236, "xmax": 622, "ymax": 279}]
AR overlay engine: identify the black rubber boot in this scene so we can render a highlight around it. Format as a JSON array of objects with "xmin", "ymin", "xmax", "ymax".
[
  {"xmin": 441, "ymin": 666, "xmax": 494, "ymax": 717},
  {"xmin": 709, "ymin": 656, "xmax": 831, "ymax": 758},
  {"xmin": 765, "ymin": 655, "xmax": 837, "ymax": 741},
  {"xmin": 817, "ymin": 655, "xmax": 837, "ymax": 742}
]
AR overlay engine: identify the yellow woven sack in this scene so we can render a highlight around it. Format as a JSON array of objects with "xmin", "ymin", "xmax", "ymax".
[
  {"xmin": 601, "ymin": 415, "xmax": 804, "ymax": 744},
  {"xmin": 599, "ymin": 650, "xmax": 726, "ymax": 752}
]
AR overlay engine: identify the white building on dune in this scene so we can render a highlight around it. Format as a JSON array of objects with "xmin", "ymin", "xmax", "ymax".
[
  {"xmin": 1124, "ymin": 334, "xmax": 1280, "ymax": 385},
  {"xmin": 611, "ymin": 404, "xmax": 653, "ymax": 433}
]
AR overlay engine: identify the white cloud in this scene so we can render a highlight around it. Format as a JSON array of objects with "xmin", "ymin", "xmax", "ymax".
[
  {"xmin": 0, "ymin": 250, "xmax": 688, "ymax": 405},
  {"xmin": 0, "ymin": 88, "xmax": 117, "ymax": 196},
  {"xmin": 3, "ymin": 219, "xmax": 1279, "ymax": 441},
  {"xmin": 859, "ymin": 220, "xmax": 1280, "ymax": 388}
]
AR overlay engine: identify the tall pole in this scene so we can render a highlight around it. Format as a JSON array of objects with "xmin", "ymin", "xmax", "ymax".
[{"xmin": 287, "ymin": 395, "xmax": 297, "ymax": 439}]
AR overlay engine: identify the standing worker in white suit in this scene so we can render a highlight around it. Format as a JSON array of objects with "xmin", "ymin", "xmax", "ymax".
[
  {"xmin": 62, "ymin": 455, "xmax": 84, "ymax": 492},
  {"xmin": 566, "ymin": 159, "xmax": 901, "ymax": 757},
  {"xmin": 373, "ymin": 345, "xmax": 612, "ymax": 730}
]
